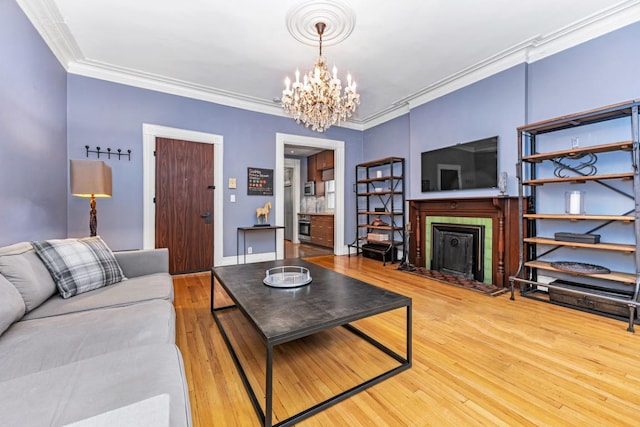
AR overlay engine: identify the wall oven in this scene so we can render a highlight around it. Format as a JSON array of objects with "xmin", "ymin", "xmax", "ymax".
[{"xmin": 298, "ymin": 214, "xmax": 311, "ymax": 242}]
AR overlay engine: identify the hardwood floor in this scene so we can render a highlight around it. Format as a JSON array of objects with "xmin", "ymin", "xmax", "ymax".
[
  {"xmin": 284, "ymin": 240, "xmax": 333, "ymax": 259},
  {"xmin": 173, "ymin": 255, "xmax": 640, "ymax": 426}
]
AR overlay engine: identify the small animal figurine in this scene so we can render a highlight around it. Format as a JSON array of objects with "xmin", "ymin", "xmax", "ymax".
[{"xmin": 256, "ymin": 201, "xmax": 272, "ymax": 224}]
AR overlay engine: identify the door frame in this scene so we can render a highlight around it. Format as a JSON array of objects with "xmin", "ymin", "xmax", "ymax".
[
  {"xmin": 275, "ymin": 133, "xmax": 345, "ymax": 257},
  {"xmin": 284, "ymin": 158, "xmax": 301, "ymax": 243},
  {"xmin": 142, "ymin": 124, "xmax": 224, "ymax": 267}
]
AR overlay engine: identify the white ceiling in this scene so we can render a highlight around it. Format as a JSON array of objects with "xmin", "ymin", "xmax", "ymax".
[{"xmin": 18, "ymin": 0, "xmax": 640, "ymax": 130}]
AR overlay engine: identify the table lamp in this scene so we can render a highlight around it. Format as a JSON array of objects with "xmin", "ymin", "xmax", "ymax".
[{"xmin": 70, "ymin": 159, "xmax": 112, "ymax": 236}]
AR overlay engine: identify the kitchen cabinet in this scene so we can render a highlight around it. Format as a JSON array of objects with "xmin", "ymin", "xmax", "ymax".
[
  {"xmin": 306, "ymin": 153, "xmax": 325, "ymax": 196},
  {"xmin": 316, "ymin": 150, "xmax": 334, "ymax": 170},
  {"xmin": 307, "ymin": 154, "xmax": 317, "ymax": 182},
  {"xmin": 309, "ymin": 214, "xmax": 334, "ymax": 248}
]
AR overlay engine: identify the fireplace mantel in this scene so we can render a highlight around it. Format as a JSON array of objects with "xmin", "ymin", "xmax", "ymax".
[{"xmin": 408, "ymin": 196, "xmax": 521, "ymax": 288}]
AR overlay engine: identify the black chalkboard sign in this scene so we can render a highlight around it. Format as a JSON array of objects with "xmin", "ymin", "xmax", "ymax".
[{"xmin": 247, "ymin": 167, "xmax": 273, "ymax": 195}]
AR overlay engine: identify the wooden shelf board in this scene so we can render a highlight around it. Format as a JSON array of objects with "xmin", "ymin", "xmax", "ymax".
[
  {"xmin": 524, "ymin": 172, "xmax": 634, "ymax": 186},
  {"xmin": 356, "ymin": 237, "xmax": 404, "ymax": 246},
  {"xmin": 517, "ymin": 100, "xmax": 639, "ymax": 134},
  {"xmin": 359, "ymin": 211, "xmax": 403, "ymax": 215},
  {"xmin": 357, "ymin": 176, "xmax": 403, "ymax": 184},
  {"xmin": 522, "ymin": 140, "xmax": 632, "ymax": 163},
  {"xmin": 524, "ymin": 236, "xmax": 636, "ymax": 252},
  {"xmin": 357, "ymin": 157, "xmax": 404, "ymax": 168},
  {"xmin": 523, "ymin": 213, "xmax": 635, "ymax": 222},
  {"xmin": 357, "ymin": 191, "xmax": 403, "ymax": 196},
  {"xmin": 357, "ymin": 224, "xmax": 403, "ymax": 230},
  {"xmin": 525, "ymin": 260, "xmax": 636, "ymax": 284}
]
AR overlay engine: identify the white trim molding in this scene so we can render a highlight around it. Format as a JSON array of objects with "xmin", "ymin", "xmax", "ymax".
[
  {"xmin": 284, "ymin": 157, "xmax": 301, "ymax": 244},
  {"xmin": 142, "ymin": 124, "xmax": 224, "ymax": 267}
]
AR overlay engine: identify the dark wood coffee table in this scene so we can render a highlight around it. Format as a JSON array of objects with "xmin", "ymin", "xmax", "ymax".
[{"xmin": 211, "ymin": 259, "xmax": 412, "ymax": 427}]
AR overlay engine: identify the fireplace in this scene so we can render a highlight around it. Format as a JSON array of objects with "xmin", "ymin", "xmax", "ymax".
[
  {"xmin": 408, "ymin": 196, "xmax": 521, "ymax": 288},
  {"xmin": 431, "ymin": 223, "xmax": 484, "ymax": 281}
]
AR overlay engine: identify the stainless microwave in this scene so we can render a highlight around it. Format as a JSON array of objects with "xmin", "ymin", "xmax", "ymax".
[{"xmin": 303, "ymin": 181, "xmax": 315, "ymax": 196}]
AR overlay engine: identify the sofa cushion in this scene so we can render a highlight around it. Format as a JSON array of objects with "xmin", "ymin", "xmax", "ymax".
[
  {"xmin": 22, "ymin": 272, "xmax": 174, "ymax": 320},
  {"xmin": 64, "ymin": 394, "xmax": 171, "ymax": 427},
  {"xmin": 0, "ymin": 344, "xmax": 191, "ymax": 427},
  {"xmin": 31, "ymin": 236, "xmax": 125, "ymax": 299},
  {"xmin": 0, "ymin": 242, "xmax": 57, "ymax": 312},
  {"xmin": 115, "ymin": 248, "xmax": 169, "ymax": 278},
  {"xmin": 0, "ymin": 274, "xmax": 25, "ymax": 335},
  {"xmin": 0, "ymin": 300, "xmax": 175, "ymax": 382}
]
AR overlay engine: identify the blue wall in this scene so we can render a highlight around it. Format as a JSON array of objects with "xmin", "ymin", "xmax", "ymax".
[
  {"xmin": 66, "ymin": 75, "xmax": 363, "ymax": 254},
  {"xmin": 363, "ymin": 114, "xmax": 411, "ymax": 162},
  {"xmin": 408, "ymin": 64, "xmax": 527, "ymax": 200},
  {"xmin": 527, "ymin": 23, "xmax": 640, "ymax": 122},
  {"xmin": 0, "ymin": 0, "xmax": 67, "ymax": 246}
]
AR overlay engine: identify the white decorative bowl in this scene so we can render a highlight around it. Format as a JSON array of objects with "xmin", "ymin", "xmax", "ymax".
[{"xmin": 263, "ymin": 266, "xmax": 312, "ymax": 288}]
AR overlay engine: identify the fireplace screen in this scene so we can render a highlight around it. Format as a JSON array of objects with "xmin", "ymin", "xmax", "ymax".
[{"xmin": 431, "ymin": 223, "xmax": 484, "ymax": 281}]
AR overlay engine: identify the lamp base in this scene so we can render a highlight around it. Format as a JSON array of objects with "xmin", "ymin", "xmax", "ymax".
[{"xmin": 90, "ymin": 196, "xmax": 97, "ymax": 237}]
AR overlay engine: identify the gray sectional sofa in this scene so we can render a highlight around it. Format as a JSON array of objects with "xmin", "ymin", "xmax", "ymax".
[{"xmin": 0, "ymin": 240, "xmax": 192, "ymax": 427}]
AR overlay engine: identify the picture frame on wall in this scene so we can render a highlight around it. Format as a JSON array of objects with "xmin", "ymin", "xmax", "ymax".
[{"xmin": 247, "ymin": 167, "xmax": 273, "ymax": 196}]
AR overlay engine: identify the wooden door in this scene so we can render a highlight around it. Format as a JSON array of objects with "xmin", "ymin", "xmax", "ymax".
[{"xmin": 155, "ymin": 138, "xmax": 214, "ymax": 274}]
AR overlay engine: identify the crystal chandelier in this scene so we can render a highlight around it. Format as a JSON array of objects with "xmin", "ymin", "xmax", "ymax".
[{"xmin": 281, "ymin": 22, "xmax": 360, "ymax": 132}]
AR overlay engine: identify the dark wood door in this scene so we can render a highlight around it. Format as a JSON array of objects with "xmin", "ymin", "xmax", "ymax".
[{"xmin": 155, "ymin": 137, "xmax": 214, "ymax": 274}]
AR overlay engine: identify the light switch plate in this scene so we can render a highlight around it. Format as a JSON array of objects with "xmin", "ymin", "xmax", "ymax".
[
  {"xmin": 228, "ymin": 178, "xmax": 237, "ymax": 189},
  {"xmin": 230, "ymin": 194, "xmax": 236, "ymax": 202}
]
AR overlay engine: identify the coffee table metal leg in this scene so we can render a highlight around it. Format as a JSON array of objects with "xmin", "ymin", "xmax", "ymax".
[{"xmin": 265, "ymin": 345, "xmax": 274, "ymax": 427}]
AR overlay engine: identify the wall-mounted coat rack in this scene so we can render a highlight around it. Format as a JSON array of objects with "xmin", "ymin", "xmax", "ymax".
[{"xmin": 85, "ymin": 145, "xmax": 132, "ymax": 161}]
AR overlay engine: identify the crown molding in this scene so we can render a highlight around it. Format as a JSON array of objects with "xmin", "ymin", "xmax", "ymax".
[
  {"xmin": 17, "ymin": 0, "xmax": 82, "ymax": 69},
  {"xmin": 393, "ymin": 0, "xmax": 640, "ymax": 120},
  {"xmin": 67, "ymin": 59, "xmax": 365, "ymax": 131},
  {"xmin": 19, "ymin": 0, "xmax": 640, "ymax": 132}
]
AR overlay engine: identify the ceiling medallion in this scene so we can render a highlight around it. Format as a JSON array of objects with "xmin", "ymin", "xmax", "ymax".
[
  {"xmin": 285, "ymin": 0, "xmax": 356, "ymax": 46},
  {"xmin": 281, "ymin": 2, "xmax": 359, "ymax": 132}
]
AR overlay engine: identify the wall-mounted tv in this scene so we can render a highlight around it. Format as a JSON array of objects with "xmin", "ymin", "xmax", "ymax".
[{"xmin": 421, "ymin": 136, "xmax": 498, "ymax": 192}]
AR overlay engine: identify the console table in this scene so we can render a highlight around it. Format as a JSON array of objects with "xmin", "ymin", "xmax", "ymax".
[{"xmin": 237, "ymin": 225, "xmax": 285, "ymax": 264}]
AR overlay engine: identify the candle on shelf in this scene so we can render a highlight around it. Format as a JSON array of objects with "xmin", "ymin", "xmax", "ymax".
[{"xmin": 565, "ymin": 191, "xmax": 584, "ymax": 214}]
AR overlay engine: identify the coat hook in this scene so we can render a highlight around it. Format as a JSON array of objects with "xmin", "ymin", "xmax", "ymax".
[{"xmin": 85, "ymin": 146, "xmax": 132, "ymax": 161}]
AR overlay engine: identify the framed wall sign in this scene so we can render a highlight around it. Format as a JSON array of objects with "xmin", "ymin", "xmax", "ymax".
[{"xmin": 247, "ymin": 167, "xmax": 273, "ymax": 196}]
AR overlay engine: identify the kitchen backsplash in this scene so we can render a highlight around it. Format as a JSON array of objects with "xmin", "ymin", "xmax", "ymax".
[{"xmin": 301, "ymin": 196, "xmax": 329, "ymax": 213}]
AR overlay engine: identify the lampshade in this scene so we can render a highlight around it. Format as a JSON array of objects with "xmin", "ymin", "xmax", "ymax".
[{"xmin": 70, "ymin": 159, "xmax": 112, "ymax": 197}]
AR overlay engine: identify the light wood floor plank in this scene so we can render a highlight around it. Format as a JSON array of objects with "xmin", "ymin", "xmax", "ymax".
[{"xmin": 173, "ymin": 255, "xmax": 640, "ymax": 426}]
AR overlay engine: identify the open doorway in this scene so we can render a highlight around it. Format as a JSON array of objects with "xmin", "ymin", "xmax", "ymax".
[{"xmin": 275, "ymin": 133, "xmax": 346, "ymax": 259}]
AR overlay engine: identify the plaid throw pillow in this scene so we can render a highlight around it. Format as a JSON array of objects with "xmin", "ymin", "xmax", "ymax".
[{"xmin": 31, "ymin": 237, "xmax": 126, "ymax": 299}]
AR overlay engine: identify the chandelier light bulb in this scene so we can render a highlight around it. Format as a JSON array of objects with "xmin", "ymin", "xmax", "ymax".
[{"xmin": 281, "ymin": 21, "xmax": 360, "ymax": 132}]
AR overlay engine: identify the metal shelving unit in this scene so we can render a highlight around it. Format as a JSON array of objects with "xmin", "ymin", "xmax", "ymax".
[
  {"xmin": 348, "ymin": 157, "xmax": 406, "ymax": 266},
  {"xmin": 510, "ymin": 100, "xmax": 640, "ymax": 332}
]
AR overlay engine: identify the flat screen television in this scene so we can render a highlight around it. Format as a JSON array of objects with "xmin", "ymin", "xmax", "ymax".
[{"xmin": 421, "ymin": 136, "xmax": 498, "ymax": 192}]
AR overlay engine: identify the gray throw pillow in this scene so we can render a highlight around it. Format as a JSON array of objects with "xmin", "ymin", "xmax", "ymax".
[
  {"xmin": 31, "ymin": 237, "xmax": 126, "ymax": 299},
  {"xmin": 0, "ymin": 274, "xmax": 25, "ymax": 334},
  {"xmin": 0, "ymin": 242, "xmax": 57, "ymax": 312}
]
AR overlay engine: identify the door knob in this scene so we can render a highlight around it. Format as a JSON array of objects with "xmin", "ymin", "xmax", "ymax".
[{"xmin": 200, "ymin": 211, "xmax": 211, "ymax": 224}]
